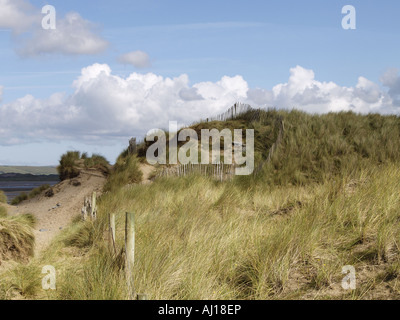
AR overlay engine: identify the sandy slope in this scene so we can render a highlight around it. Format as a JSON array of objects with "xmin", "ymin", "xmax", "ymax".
[
  {"xmin": 140, "ymin": 163, "xmax": 155, "ymax": 184},
  {"xmin": 8, "ymin": 169, "xmax": 106, "ymax": 255},
  {"xmin": 6, "ymin": 164, "xmax": 154, "ymax": 257}
]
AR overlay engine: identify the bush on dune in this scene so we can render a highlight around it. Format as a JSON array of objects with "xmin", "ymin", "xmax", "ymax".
[
  {"xmin": 11, "ymin": 193, "xmax": 28, "ymax": 206},
  {"xmin": 57, "ymin": 151, "xmax": 81, "ymax": 181},
  {"xmin": 10, "ymin": 184, "xmax": 51, "ymax": 206},
  {"xmin": 58, "ymin": 151, "xmax": 111, "ymax": 181}
]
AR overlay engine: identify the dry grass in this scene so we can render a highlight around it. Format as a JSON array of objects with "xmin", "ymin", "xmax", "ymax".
[
  {"xmin": 0, "ymin": 214, "xmax": 36, "ymax": 264},
  {"xmin": 41, "ymin": 163, "xmax": 400, "ymax": 300},
  {"xmin": 3, "ymin": 109, "xmax": 400, "ymax": 300}
]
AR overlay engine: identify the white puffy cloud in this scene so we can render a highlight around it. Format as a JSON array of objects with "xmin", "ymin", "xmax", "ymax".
[
  {"xmin": 0, "ymin": 64, "xmax": 399, "ymax": 146},
  {"xmin": 246, "ymin": 65, "xmax": 397, "ymax": 114},
  {"xmin": 18, "ymin": 12, "xmax": 109, "ymax": 56},
  {"xmin": 0, "ymin": 0, "xmax": 37, "ymax": 33},
  {"xmin": 118, "ymin": 51, "xmax": 151, "ymax": 68},
  {"xmin": 0, "ymin": 0, "xmax": 108, "ymax": 56},
  {"xmin": 0, "ymin": 64, "xmax": 248, "ymax": 145}
]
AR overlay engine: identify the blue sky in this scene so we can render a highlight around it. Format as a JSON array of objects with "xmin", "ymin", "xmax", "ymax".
[{"xmin": 0, "ymin": 0, "xmax": 399, "ymax": 165}]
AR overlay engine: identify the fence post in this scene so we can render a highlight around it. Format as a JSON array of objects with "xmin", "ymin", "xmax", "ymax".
[
  {"xmin": 109, "ymin": 213, "xmax": 117, "ymax": 256},
  {"xmin": 128, "ymin": 138, "xmax": 137, "ymax": 155},
  {"xmin": 91, "ymin": 192, "xmax": 97, "ymax": 220},
  {"xmin": 125, "ymin": 212, "xmax": 135, "ymax": 299},
  {"xmin": 81, "ymin": 197, "xmax": 88, "ymax": 221}
]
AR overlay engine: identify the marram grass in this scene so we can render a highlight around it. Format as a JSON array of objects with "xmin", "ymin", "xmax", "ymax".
[
  {"xmin": 4, "ymin": 109, "xmax": 400, "ymax": 300},
  {"xmin": 46, "ymin": 163, "xmax": 400, "ymax": 300}
]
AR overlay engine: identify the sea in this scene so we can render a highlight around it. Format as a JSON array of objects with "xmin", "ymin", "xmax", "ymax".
[{"xmin": 0, "ymin": 180, "xmax": 59, "ymax": 203}]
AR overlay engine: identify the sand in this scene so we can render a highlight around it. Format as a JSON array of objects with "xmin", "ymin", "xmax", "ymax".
[
  {"xmin": 6, "ymin": 164, "xmax": 154, "ymax": 257},
  {"xmin": 8, "ymin": 169, "xmax": 106, "ymax": 256}
]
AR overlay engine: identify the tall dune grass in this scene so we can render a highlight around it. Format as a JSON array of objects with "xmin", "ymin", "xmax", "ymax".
[
  {"xmin": 4, "ymin": 109, "xmax": 400, "ymax": 300},
  {"xmin": 0, "ymin": 214, "xmax": 36, "ymax": 264},
  {"xmin": 49, "ymin": 162, "xmax": 400, "ymax": 300}
]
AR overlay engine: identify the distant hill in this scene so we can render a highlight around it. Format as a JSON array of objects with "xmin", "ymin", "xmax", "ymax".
[{"xmin": 0, "ymin": 166, "xmax": 58, "ymax": 175}]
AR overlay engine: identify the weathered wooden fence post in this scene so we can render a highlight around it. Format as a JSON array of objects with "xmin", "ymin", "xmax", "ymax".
[
  {"xmin": 125, "ymin": 212, "xmax": 135, "ymax": 299},
  {"xmin": 128, "ymin": 138, "xmax": 137, "ymax": 155},
  {"xmin": 91, "ymin": 192, "xmax": 97, "ymax": 220},
  {"xmin": 109, "ymin": 212, "xmax": 116, "ymax": 256},
  {"xmin": 81, "ymin": 197, "xmax": 88, "ymax": 221}
]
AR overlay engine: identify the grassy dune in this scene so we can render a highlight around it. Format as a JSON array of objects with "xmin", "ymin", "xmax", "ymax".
[
  {"xmin": 36, "ymin": 161, "xmax": 400, "ymax": 300},
  {"xmin": 33, "ymin": 109, "xmax": 400, "ymax": 300},
  {"xmin": 3, "ymin": 108, "xmax": 400, "ymax": 300}
]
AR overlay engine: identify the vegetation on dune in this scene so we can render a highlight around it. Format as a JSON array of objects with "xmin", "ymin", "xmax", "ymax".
[
  {"xmin": 57, "ymin": 151, "xmax": 111, "ymax": 181},
  {"xmin": 46, "ymin": 163, "xmax": 400, "ymax": 300},
  {"xmin": 4, "ymin": 107, "xmax": 400, "ymax": 300},
  {"xmin": 135, "ymin": 108, "xmax": 400, "ymax": 187},
  {"xmin": 0, "ymin": 213, "xmax": 36, "ymax": 265},
  {"xmin": 10, "ymin": 184, "xmax": 51, "ymax": 206},
  {"xmin": 31, "ymin": 109, "xmax": 400, "ymax": 300},
  {"xmin": 104, "ymin": 153, "xmax": 143, "ymax": 192},
  {"xmin": 259, "ymin": 110, "xmax": 400, "ymax": 186},
  {"xmin": 10, "ymin": 193, "xmax": 28, "ymax": 206},
  {"xmin": 57, "ymin": 151, "xmax": 81, "ymax": 181}
]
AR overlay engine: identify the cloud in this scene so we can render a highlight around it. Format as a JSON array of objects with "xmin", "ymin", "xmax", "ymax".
[
  {"xmin": 118, "ymin": 51, "xmax": 151, "ymax": 68},
  {"xmin": 0, "ymin": 85, "xmax": 3, "ymax": 102},
  {"xmin": 0, "ymin": 0, "xmax": 108, "ymax": 56},
  {"xmin": 0, "ymin": 64, "xmax": 399, "ymax": 146},
  {"xmin": 179, "ymin": 88, "xmax": 204, "ymax": 101},
  {"xmin": 0, "ymin": 0, "xmax": 37, "ymax": 33},
  {"xmin": 246, "ymin": 65, "xmax": 397, "ymax": 114},
  {"xmin": 0, "ymin": 64, "xmax": 248, "ymax": 145},
  {"xmin": 380, "ymin": 68, "xmax": 400, "ymax": 106},
  {"xmin": 18, "ymin": 12, "xmax": 109, "ymax": 56}
]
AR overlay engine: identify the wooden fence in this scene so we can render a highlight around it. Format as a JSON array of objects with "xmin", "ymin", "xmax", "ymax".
[
  {"xmin": 81, "ymin": 194, "xmax": 147, "ymax": 299},
  {"xmin": 81, "ymin": 192, "xmax": 97, "ymax": 221},
  {"xmin": 203, "ymin": 102, "xmax": 253, "ymax": 122},
  {"xmin": 157, "ymin": 163, "xmax": 236, "ymax": 181}
]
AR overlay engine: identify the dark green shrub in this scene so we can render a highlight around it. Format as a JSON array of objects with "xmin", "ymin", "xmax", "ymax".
[
  {"xmin": 11, "ymin": 193, "xmax": 28, "ymax": 205},
  {"xmin": 57, "ymin": 151, "xmax": 81, "ymax": 181}
]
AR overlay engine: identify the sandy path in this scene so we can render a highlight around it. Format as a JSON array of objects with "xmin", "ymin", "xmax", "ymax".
[
  {"xmin": 6, "ymin": 163, "xmax": 153, "ymax": 257},
  {"xmin": 8, "ymin": 170, "xmax": 106, "ymax": 256},
  {"xmin": 140, "ymin": 163, "xmax": 155, "ymax": 184}
]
